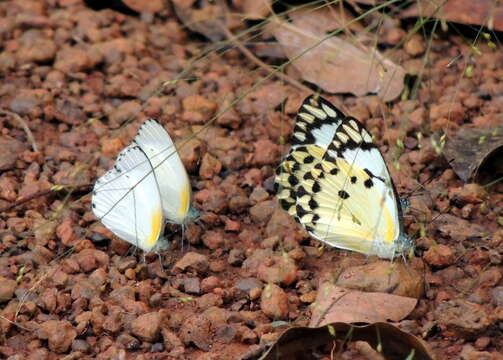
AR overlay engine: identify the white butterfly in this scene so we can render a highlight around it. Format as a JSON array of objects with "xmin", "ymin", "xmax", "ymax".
[
  {"xmin": 274, "ymin": 95, "xmax": 413, "ymax": 259},
  {"xmin": 92, "ymin": 119, "xmax": 198, "ymax": 252}
]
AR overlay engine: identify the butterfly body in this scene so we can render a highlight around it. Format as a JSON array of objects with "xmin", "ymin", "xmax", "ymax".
[
  {"xmin": 274, "ymin": 95, "xmax": 413, "ymax": 260},
  {"xmin": 92, "ymin": 119, "xmax": 197, "ymax": 252}
]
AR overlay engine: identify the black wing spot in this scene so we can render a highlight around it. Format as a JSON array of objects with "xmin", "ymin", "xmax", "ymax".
[
  {"xmin": 350, "ymin": 176, "xmax": 357, "ymax": 184},
  {"xmin": 303, "ymin": 172, "xmax": 315, "ymax": 181},
  {"xmin": 303, "ymin": 155, "xmax": 315, "ymax": 164},
  {"xmin": 330, "ymin": 168, "xmax": 338, "ymax": 176},
  {"xmin": 288, "ymin": 175, "xmax": 299, "ymax": 186},
  {"xmin": 312, "ymin": 182, "xmax": 321, "ymax": 193},
  {"xmin": 296, "ymin": 204, "xmax": 309, "ymax": 218},
  {"xmin": 364, "ymin": 178, "xmax": 374, "ymax": 188},
  {"xmin": 296, "ymin": 186, "xmax": 308, "ymax": 198},
  {"xmin": 279, "ymin": 199, "xmax": 292, "ymax": 210},
  {"xmin": 308, "ymin": 199, "xmax": 318, "ymax": 209},
  {"xmin": 338, "ymin": 190, "xmax": 350, "ymax": 199}
]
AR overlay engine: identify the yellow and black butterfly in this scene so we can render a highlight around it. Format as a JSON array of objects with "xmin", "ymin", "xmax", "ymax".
[{"xmin": 274, "ymin": 95, "xmax": 413, "ymax": 260}]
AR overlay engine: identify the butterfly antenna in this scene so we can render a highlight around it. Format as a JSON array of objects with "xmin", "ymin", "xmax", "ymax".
[{"xmin": 157, "ymin": 251, "xmax": 166, "ymax": 273}]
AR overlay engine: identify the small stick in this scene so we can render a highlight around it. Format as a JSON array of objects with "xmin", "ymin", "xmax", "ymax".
[
  {"xmin": 0, "ymin": 184, "xmax": 92, "ymax": 214},
  {"xmin": 0, "ymin": 110, "xmax": 39, "ymax": 153},
  {"xmin": 222, "ymin": 26, "xmax": 313, "ymax": 94}
]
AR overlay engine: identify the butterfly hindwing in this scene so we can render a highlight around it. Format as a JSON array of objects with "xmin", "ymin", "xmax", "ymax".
[
  {"xmin": 275, "ymin": 95, "xmax": 411, "ymax": 259},
  {"xmin": 92, "ymin": 145, "xmax": 166, "ymax": 252}
]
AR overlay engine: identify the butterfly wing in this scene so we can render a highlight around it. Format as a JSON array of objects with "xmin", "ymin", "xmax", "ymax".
[
  {"xmin": 92, "ymin": 145, "xmax": 165, "ymax": 252},
  {"xmin": 133, "ymin": 119, "xmax": 194, "ymax": 224},
  {"xmin": 275, "ymin": 95, "xmax": 408, "ymax": 259}
]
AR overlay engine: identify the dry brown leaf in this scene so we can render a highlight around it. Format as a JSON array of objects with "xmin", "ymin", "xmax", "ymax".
[
  {"xmin": 401, "ymin": 0, "xmax": 503, "ymax": 31},
  {"xmin": 335, "ymin": 260, "xmax": 425, "ymax": 298},
  {"xmin": 244, "ymin": 322, "xmax": 434, "ymax": 360},
  {"xmin": 238, "ymin": 0, "xmax": 272, "ymax": 20},
  {"xmin": 309, "ymin": 283, "xmax": 417, "ymax": 327},
  {"xmin": 443, "ymin": 126, "xmax": 503, "ymax": 184},
  {"xmin": 269, "ymin": 6, "xmax": 406, "ymax": 102}
]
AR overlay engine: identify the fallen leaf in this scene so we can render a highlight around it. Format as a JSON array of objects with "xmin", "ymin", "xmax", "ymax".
[
  {"xmin": 269, "ymin": 6, "xmax": 406, "ymax": 101},
  {"xmin": 309, "ymin": 283, "xmax": 417, "ymax": 327},
  {"xmin": 443, "ymin": 126, "xmax": 503, "ymax": 184},
  {"xmin": 335, "ymin": 260, "xmax": 425, "ymax": 298},
  {"xmin": 243, "ymin": 322, "xmax": 434, "ymax": 360},
  {"xmin": 401, "ymin": 0, "xmax": 503, "ymax": 32}
]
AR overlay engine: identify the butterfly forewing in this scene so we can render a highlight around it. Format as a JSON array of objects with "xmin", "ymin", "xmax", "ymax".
[
  {"xmin": 134, "ymin": 119, "xmax": 195, "ymax": 224},
  {"xmin": 274, "ymin": 95, "xmax": 409, "ymax": 259}
]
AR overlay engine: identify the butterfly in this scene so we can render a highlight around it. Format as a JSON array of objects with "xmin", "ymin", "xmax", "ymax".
[
  {"xmin": 274, "ymin": 95, "xmax": 413, "ymax": 260},
  {"xmin": 92, "ymin": 119, "xmax": 198, "ymax": 252}
]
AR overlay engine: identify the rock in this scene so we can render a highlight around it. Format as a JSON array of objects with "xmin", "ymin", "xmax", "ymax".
[
  {"xmin": 183, "ymin": 277, "xmax": 201, "ymax": 295},
  {"xmin": 56, "ymin": 217, "xmax": 79, "ymax": 247},
  {"xmin": 72, "ymin": 339, "xmax": 91, "ymax": 353},
  {"xmin": 199, "ymin": 153, "xmax": 222, "ymax": 179},
  {"xmin": 162, "ymin": 328, "xmax": 185, "ymax": 356},
  {"xmin": 116, "ymin": 333, "xmax": 140, "ymax": 350},
  {"xmin": 460, "ymin": 344, "xmax": 494, "ymax": 360},
  {"xmin": 404, "ymin": 34, "xmax": 426, "ymax": 56},
  {"xmin": 257, "ymin": 255, "xmax": 298, "ymax": 286},
  {"xmin": 201, "ymin": 230, "xmax": 224, "ymax": 250},
  {"xmin": 253, "ymin": 140, "xmax": 280, "ymax": 166},
  {"xmin": 197, "ymin": 188, "xmax": 227, "ymax": 213},
  {"xmin": 435, "ymin": 300, "xmax": 491, "ymax": 338},
  {"xmin": 172, "ymin": 252, "xmax": 209, "ymax": 274},
  {"xmin": 249, "ymin": 186, "xmax": 269, "ymax": 204},
  {"xmin": 37, "ymin": 320, "xmax": 77, "ymax": 353},
  {"xmin": 249, "ymin": 200, "xmax": 276, "ymax": 223},
  {"xmin": 0, "ymin": 138, "xmax": 27, "ymax": 170},
  {"xmin": 179, "ymin": 314, "xmax": 212, "ymax": 351},
  {"xmin": 423, "ymin": 244, "xmax": 455, "ymax": 268},
  {"xmin": 260, "ymin": 284, "xmax": 289, "ymax": 319},
  {"xmin": 131, "ymin": 312, "xmax": 163, "ymax": 342},
  {"xmin": 108, "ymin": 101, "xmax": 141, "ymax": 127},
  {"xmin": 54, "ymin": 47, "xmax": 94, "ymax": 73},
  {"xmin": 228, "ymin": 248, "xmax": 245, "ymax": 266},
  {"xmin": 9, "ymin": 89, "xmax": 46, "ymax": 115},
  {"xmin": 492, "ymin": 287, "xmax": 503, "ymax": 306},
  {"xmin": 479, "ymin": 267, "xmax": 502, "ymax": 287},
  {"xmin": 17, "ymin": 30, "xmax": 57, "ymax": 63},
  {"xmin": 123, "ymin": 0, "xmax": 165, "ymax": 12},
  {"xmin": 0, "ymin": 277, "xmax": 16, "ymax": 302},
  {"xmin": 177, "ymin": 138, "xmax": 204, "ymax": 173},
  {"xmin": 236, "ymin": 278, "xmax": 263, "ymax": 296},
  {"xmin": 450, "ymin": 184, "xmax": 487, "ymax": 204},
  {"xmin": 201, "ymin": 276, "xmax": 221, "ymax": 293},
  {"xmin": 182, "ymin": 95, "xmax": 217, "ymax": 124}
]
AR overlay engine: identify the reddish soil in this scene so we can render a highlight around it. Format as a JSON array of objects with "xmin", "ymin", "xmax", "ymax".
[{"xmin": 0, "ymin": 1, "xmax": 502, "ymax": 359}]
